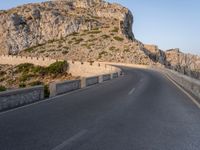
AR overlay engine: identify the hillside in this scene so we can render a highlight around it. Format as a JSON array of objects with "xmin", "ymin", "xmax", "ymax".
[{"xmin": 0, "ymin": 0, "xmax": 199, "ymax": 79}]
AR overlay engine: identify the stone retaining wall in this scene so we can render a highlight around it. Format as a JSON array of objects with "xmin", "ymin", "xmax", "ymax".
[
  {"xmin": 67, "ymin": 61, "xmax": 121, "ymax": 77},
  {"xmin": 0, "ymin": 55, "xmax": 57, "ymax": 66}
]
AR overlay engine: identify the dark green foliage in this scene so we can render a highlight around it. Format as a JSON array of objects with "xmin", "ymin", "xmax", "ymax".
[
  {"xmin": 0, "ymin": 71, "xmax": 6, "ymax": 76},
  {"xmin": 70, "ymin": 32, "xmax": 79, "ymax": 36},
  {"xmin": 98, "ymin": 51, "xmax": 108, "ymax": 59},
  {"xmin": 111, "ymin": 27, "xmax": 119, "ymax": 33},
  {"xmin": 19, "ymin": 83, "xmax": 26, "ymax": 88},
  {"xmin": 88, "ymin": 30, "xmax": 102, "ymax": 34},
  {"xmin": 101, "ymin": 34, "xmax": 110, "ymax": 39},
  {"xmin": 32, "ymin": 66, "xmax": 46, "ymax": 75},
  {"xmin": 109, "ymin": 46, "xmax": 116, "ymax": 51},
  {"xmin": 0, "ymin": 85, "xmax": 6, "ymax": 92},
  {"xmin": 62, "ymin": 50, "xmax": 69, "ymax": 54},
  {"xmin": 16, "ymin": 63, "xmax": 34, "ymax": 73},
  {"xmin": 24, "ymin": 44, "xmax": 45, "ymax": 52},
  {"xmin": 124, "ymin": 48, "xmax": 130, "ymax": 52},
  {"xmin": 113, "ymin": 36, "xmax": 124, "ymax": 41},
  {"xmin": 19, "ymin": 73, "xmax": 34, "ymax": 82},
  {"xmin": 46, "ymin": 61, "xmax": 68, "ymax": 75},
  {"xmin": 44, "ymin": 85, "xmax": 50, "ymax": 98},
  {"xmin": 74, "ymin": 38, "xmax": 84, "ymax": 44},
  {"xmin": 68, "ymin": 41, "xmax": 73, "ymax": 44},
  {"xmin": 29, "ymin": 81, "xmax": 43, "ymax": 86}
]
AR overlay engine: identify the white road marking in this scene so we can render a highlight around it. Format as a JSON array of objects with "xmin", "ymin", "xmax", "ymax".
[
  {"xmin": 128, "ymin": 87, "xmax": 136, "ymax": 95},
  {"xmin": 52, "ymin": 129, "xmax": 88, "ymax": 150},
  {"xmin": 165, "ymin": 75, "xmax": 200, "ymax": 109}
]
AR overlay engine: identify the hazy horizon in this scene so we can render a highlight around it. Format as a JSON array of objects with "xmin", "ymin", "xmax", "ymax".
[{"xmin": 0, "ymin": 0, "xmax": 199, "ymax": 55}]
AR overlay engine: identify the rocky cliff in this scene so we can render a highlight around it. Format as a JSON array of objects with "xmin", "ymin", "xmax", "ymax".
[
  {"xmin": 144, "ymin": 45, "xmax": 200, "ymax": 79},
  {"xmin": 0, "ymin": 0, "xmax": 134, "ymax": 54},
  {"xmin": 0, "ymin": 0, "xmax": 199, "ymax": 79}
]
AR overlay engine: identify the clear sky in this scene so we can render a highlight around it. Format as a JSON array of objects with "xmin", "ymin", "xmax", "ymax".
[{"xmin": 0, "ymin": 0, "xmax": 199, "ymax": 54}]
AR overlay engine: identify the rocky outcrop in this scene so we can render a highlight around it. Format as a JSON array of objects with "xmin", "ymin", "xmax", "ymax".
[
  {"xmin": 164, "ymin": 49, "xmax": 200, "ymax": 79},
  {"xmin": 0, "ymin": 0, "xmax": 199, "ymax": 80},
  {"xmin": 143, "ymin": 44, "xmax": 166, "ymax": 65},
  {"xmin": 0, "ymin": 0, "xmax": 134, "ymax": 54}
]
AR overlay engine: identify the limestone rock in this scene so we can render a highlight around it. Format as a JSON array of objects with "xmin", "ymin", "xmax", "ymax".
[{"xmin": 0, "ymin": 0, "xmax": 134, "ymax": 54}]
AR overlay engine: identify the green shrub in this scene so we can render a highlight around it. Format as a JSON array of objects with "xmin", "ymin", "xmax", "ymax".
[
  {"xmin": 111, "ymin": 27, "xmax": 119, "ymax": 33},
  {"xmin": 0, "ymin": 85, "xmax": 6, "ymax": 92},
  {"xmin": 90, "ymin": 16, "xmax": 100, "ymax": 19},
  {"xmin": 98, "ymin": 51, "xmax": 108, "ymax": 59},
  {"xmin": 0, "ymin": 71, "xmax": 6, "ymax": 76},
  {"xmin": 44, "ymin": 84, "xmax": 50, "ymax": 98},
  {"xmin": 124, "ymin": 48, "xmax": 130, "ymax": 53},
  {"xmin": 88, "ymin": 30, "xmax": 102, "ymax": 34},
  {"xmin": 74, "ymin": 38, "xmax": 84, "ymax": 44},
  {"xmin": 68, "ymin": 41, "xmax": 73, "ymax": 44},
  {"xmin": 70, "ymin": 32, "xmax": 79, "ymax": 36},
  {"xmin": 47, "ymin": 61, "xmax": 68, "ymax": 75},
  {"xmin": 24, "ymin": 44, "xmax": 45, "ymax": 52},
  {"xmin": 31, "ymin": 66, "xmax": 46, "ymax": 75},
  {"xmin": 19, "ymin": 73, "xmax": 34, "ymax": 82},
  {"xmin": 113, "ymin": 36, "xmax": 124, "ymax": 41},
  {"xmin": 0, "ymin": 77, "xmax": 5, "ymax": 82},
  {"xmin": 16, "ymin": 63, "xmax": 34, "ymax": 73},
  {"xmin": 29, "ymin": 81, "xmax": 43, "ymax": 86},
  {"xmin": 62, "ymin": 50, "xmax": 69, "ymax": 54},
  {"xmin": 109, "ymin": 46, "xmax": 116, "ymax": 51},
  {"xmin": 101, "ymin": 35, "xmax": 110, "ymax": 39},
  {"xmin": 19, "ymin": 83, "xmax": 26, "ymax": 88}
]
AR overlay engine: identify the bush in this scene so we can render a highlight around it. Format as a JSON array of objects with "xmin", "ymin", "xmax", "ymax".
[
  {"xmin": 0, "ymin": 85, "xmax": 6, "ymax": 92},
  {"xmin": 62, "ymin": 50, "xmax": 69, "ymax": 54},
  {"xmin": 109, "ymin": 46, "xmax": 116, "ymax": 51},
  {"xmin": 113, "ymin": 36, "xmax": 124, "ymax": 41},
  {"xmin": 44, "ymin": 85, "xmax": 50, "ymax": 98},
  {"xmin": 101, "ymin": 35, "xmax": 110, "ymax": 39},
  {"xmin": 29, "ymin": 81, "xmax": 43, "ymax": 86},
  {"xmin": 74, "ymin": 38, "xmax": 84, "ymax": 44},
  {"xmin": 111, "ymin": 27, "xmax": 119, "ymax": 33},
  {"xmin": 68, "ymin": 41, "xmax": 73, "ymax": 44},
  {"xmin": 19, "ymin": 83, "xmax": 26, "ymax": 88},
  {"xmin": 19, "ymin": 73, "xmax": 34, "ymax": 82},
  {"xmin": 16, "ymin": 63, "xmax": 34, "ymax": 73},
  {"xmin": 0, "ymin": 71, "xmax": 6, "ymax": 76},
  {"xmin": 32, "ymin": 66, "xmax": 46, "ymax": 75},
  {"xmin": 98, "ymin": 51, "xmax": 108, "ymax": 59},
  {"xmin": 47, "ymin": 61, "xmax": 69, "ymax": 76},
  {"xmin": 124, "ymin": 48, "xmax": 130, "ymax": 53},
  {"xmin": 88, "ymin": 30, "xmax": 102, "ymax": 34}
]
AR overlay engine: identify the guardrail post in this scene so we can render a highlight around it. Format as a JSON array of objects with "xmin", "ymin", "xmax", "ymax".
[
  {"xmin": 99, "ymin": 75, "xmax": 103, "ymax": 83},
  {"xmin": 81, "ymin": 77, "xmax": 86, "ymax": 88}
]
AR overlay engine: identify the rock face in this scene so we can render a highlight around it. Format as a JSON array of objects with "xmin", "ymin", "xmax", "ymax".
[
  {"xmin": 0, "ymin": 0, "xmax": 134, "ymax": 54},
  {"xmin": 165, "ymin": 49, "xmax": 200, "ymax": 79},
  {"xmin": 144, "ymin": 45, "xmax": 200, "ymax": 79},
  {"xmin": 0, "ymin": 0, "xmax": 199, "ymax": 79}
]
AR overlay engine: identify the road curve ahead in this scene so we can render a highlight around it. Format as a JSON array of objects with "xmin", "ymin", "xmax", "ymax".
[{"xmin": 0, "ymin": 67, "xmax": 200, "ymax": 150}]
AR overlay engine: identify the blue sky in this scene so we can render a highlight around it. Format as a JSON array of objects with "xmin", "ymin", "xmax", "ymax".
[{"xmin": 0, "ymin": 0, "xmax": 199, "ymax": 54}]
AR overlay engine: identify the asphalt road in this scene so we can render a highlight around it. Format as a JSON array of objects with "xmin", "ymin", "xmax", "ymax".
[{"xmin": 0, "ymin": 67, "xmax": 200, "ymax": 150}]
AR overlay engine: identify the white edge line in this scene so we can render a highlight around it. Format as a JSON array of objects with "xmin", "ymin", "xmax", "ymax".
[
  {"xmin": 165, "ymin": 74, "xmax": 200, "ymax": 109},
  {"xmin": 128, "ymin": 87, "xmax": 136, "ymax": 95},
  {"xmin": 51, "ymin": 129, "xmax": 88, "ymax": 150},
  {"xmin": 0, "ymin": 75, "xmax": 122, "ymax": 116}
]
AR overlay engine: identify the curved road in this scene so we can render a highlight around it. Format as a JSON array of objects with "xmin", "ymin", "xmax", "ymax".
[{"xmin": 0, "ymin": 67, "xmax": 200, "ymax": 150}]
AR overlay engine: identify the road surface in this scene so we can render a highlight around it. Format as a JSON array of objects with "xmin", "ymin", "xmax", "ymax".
[{"xmin": 0, "ymin": 67, "xmax": 200, "ymax": 150}]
